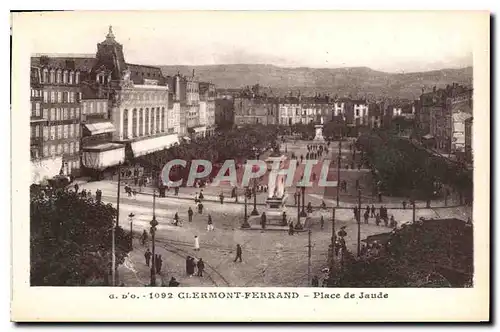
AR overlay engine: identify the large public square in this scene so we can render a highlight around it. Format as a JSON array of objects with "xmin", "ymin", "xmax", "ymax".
[{"xmin": 76, "ymin": 138, "xmax": 472, "ymax": 287}]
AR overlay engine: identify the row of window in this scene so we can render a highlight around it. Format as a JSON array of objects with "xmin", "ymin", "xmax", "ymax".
[
  {"xmin": 42, "ymin": 141, "xmax": 80, "ymax": 157},
  {"xmin": 125, "ymin": 91, "xmax": 167, "ymax": 102},
  {"xmin": 31, "ymin": 89, "xmax": 43, "ymax": 98},
  {"xmin": 42, "ymin": 124, "xmax": 81, "ymax": 141},
  {"xmin": 43, "ymin": 90, "xmax": 80, "ymax": 104},
  {"xmin": 40, "ymin": 68, "xmax": 80, "ymax": 85},
  {"xmin": 82, "ymin": 101, "xmax": 107, "ymax": 115},
  {"xmin": 42, "ymin": 107, "xmax": 81, "ymax": 122},
  {"xmin": 31, "ymin": 102, "xmax": 41, "ymax": 117}
]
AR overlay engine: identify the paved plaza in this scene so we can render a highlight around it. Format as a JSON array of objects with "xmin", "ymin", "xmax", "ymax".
[{"xmin": 79, "ymin": 140, "xmax": 472, "ymax": 287}]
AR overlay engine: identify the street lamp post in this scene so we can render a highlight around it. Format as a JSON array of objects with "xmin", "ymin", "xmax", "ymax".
[
  {"xmin": 150, "ymin": 191, "xmax": 159, "ymax": 286},
  {"xmin": 242, "ymin": 187, "xmax": 250, "ymax": 228},
  {"xmin": 300, "ymin": 185, "xmax": 307, "ymax": 217},
  {"xmin": 251, "ymin": 179, "xmax": 259, "ymax": 216},
  {"xmin": 128, "ymin": 213, "xmax": 135, "ymax": 249},
  {"xmin": 297, "ymin": 189, "xmax": 301, "ymax": 226}
]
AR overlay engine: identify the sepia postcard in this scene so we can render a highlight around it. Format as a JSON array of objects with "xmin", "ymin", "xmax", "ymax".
[{"xmin": 10, "ymin": 10, "xmax": 490, "ymax": 322}]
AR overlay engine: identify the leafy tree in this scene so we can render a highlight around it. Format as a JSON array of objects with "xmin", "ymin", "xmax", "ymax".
[
  {"xmin": 329, "ymin": 219, "xmax": 473, "ymax": 287},
  {"xmin": 30, "ymin": 188, "xmax": 131, "ymax": 286}
]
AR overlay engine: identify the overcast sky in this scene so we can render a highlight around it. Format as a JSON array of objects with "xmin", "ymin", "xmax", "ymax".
[{"xmin": 18, "ymin": 11, "xmax": 477, "ymax": 73}]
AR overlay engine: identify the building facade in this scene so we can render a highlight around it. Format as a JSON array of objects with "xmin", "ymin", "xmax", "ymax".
[
  {"xmin": 199, "ymin": 82, "xmax": 216, "ymax": 136},
  {"xmin": 234, "ymin": 97, "xmax": 278, "ymax": 126},
  {"xmin": 79, "ymin": 27, "xmax": 178, "ymax": 176},
  {"xmin": 30, "ymin": 55, "xmax": 95, "ymax": 180}
]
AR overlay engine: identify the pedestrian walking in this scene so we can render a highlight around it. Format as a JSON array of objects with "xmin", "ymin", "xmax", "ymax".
[
  {"xmin": 294, "ymin": 192, "xmax": 298, "ymax": 206},
  {"xmin": 364, "ymin": 210, "xmax": 369, "ymax": 224},
  {"xmin": 261, "ymin": 212, "xmax": 267, "ymax": 229},
  {"xmin": 312, "ymin": 275, "xmax": 319, "ymax": 287},
  {"xmin": 402, "ymin": 200, "xmax": 407, "ymax": 209},
  {"xmin": 141, "ymin": 230, "xmax": 148, "ymax": 246},
  {"xmin": 197, "ymin": 258, "xmax": 205, "ymax": 277},
  {"xmin": 199, "ymin": 190, "xmax": 204, "ymax": 201},
  {"xmin": 188, "ymin": 257, "xmax": 196, "ymax": 277},
  {"xmin": 219, "ymin": 192, "xmax": 224, "ymax": 204},
  {"xmin": 155, "ymin": 254, "xmax": 163, "ymax": 274},
  {"xmin": 353, "ymin": 207, "xmax": 358, "ymax": 220},
  {"xmin": 74, "ymin": 183, "xmax": 79, "ymax": 193},
  {"xmin": 234, "ymin": 244, "xmax": 243, "ymax": 262},
  {"xmin": 207, "ymin": 215, "xmax": 214, "ymax": 231},
  {"xmin": 144, "ymin": 248, "xmax": 152, "ymax": 267},
  {"xmin": 375, "ymin": 213, "xmax": 381, "ymax": 226},
  {"xmin": 198, "ymin": 202, "xmax": 204, "ymax": 214},
  {"xmin": 288, "ymin": 221, "xmax": 295, "ymax": 236},
  {"xmin": 174, "ymin": 212, "xmax": 179, "ymax": 226},
  {"xmin": 371, "ymin": 204, "xmax": 376, "ymax": 218},
  {"xmin": 390, "ymin": 215, "xmax": 396, "ymax": 228},
  {"xmin": 193, "ymin": 235, "xmax": 200, "ymax": 251},
  {"xmin": 320, "ymin": 215, "xmax": 324, "ymax": 230},
  {"xmin": 188, "ymin": 207, "xmax": 193, "ymax": 222}
]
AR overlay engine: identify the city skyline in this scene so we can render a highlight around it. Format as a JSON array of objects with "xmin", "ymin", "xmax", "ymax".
[{"xmin": 22, "ymin": 11, "xmax": 477, "ymax": 73}]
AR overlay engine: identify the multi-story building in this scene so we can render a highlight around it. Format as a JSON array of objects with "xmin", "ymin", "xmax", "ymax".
[
  {"xmin": 352, "ymin": 100, "xmax": 369, "ymax": 126},
  {"xmin": 278, "ymin": 97, "xmax": 301, "ymax": 125},
  {"xmin": 30, "ymin": 54, "xmax": 94, "ymax": 180},
  {"xmin": 420, "ymin": 83, "xmax": 473, "ymax": 154},
  {"xmin": 234, "ymin": 97, "xmax": 278, "ymax": 126},
  {"xmin": 299, "ymin": 96, "xmax": 333, "ymax": 124},
  {"xmin": 199, "ymin": 82, "xmax": 216, "ymax": 136},
  {"xmin": 79, "ymin": 27, "xmax": 178, "ymax": 177}
]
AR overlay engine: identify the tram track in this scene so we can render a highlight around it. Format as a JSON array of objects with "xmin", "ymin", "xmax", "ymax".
[{"xmin": 154, "ymin": 238, "xmax": 231, "ymax": 287}]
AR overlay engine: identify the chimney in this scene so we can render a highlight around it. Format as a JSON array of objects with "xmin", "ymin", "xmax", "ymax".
[{"xmin": 192, "ymin": 69, "xmax": 195, "ymax": 78}]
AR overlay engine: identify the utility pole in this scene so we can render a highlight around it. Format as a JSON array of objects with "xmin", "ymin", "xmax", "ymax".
[
  {"xmin": 111, "ymin": 224, "xmax": 116, "ymax": 286},
  {"xmin": 336, "ymin": 140, "xmax": 341, "ymax": 207},
  {"xmin": 307, "ymin": 228, "xmax": 312, "ymax": 286},
  {"xmin": 111, "ymin": 162, "xmax": 122, "ymax": 286},
  {"xmin": 331, "ymin": 207, "xmax": 336, "ymax": 246},
  {"xmin": 150, "ymin": 190, "xmax": 158, "ymax": 286},
  {"xmin": 357, "ymin": 189, "xmax": 361, "ymax": 257},
  {"xmin": 116, "ymin": 162, "xmax": 121, "ymax": 227}
]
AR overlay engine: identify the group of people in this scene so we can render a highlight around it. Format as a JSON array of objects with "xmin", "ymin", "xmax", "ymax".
[
  {"xmin": 73, "ymin": 183, "xmax": 103, "ymax": 202},
  {"xmin": 144, "ymin": 248, "xmax": 164, "ymax": 274},
  {"xmin": 186, "ymin": 256, "xmax": 205, "ymax": 277},
  {"xmin": 353, "ymin": 205, "xmax": 397, "ymax": 228}
]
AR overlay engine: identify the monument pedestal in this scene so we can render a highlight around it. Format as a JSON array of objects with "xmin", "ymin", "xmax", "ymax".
[{"xmin": 264, "ymin": 193, "xmax": 289, "ymax": 226}]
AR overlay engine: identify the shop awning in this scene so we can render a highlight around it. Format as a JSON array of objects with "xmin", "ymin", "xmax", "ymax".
[
  {"xmin": 84, "ymin": 122, "xmax": 115, "ymax": 135},
  {"xmin": 82, "ymin": 143, "xmax": 125, "ymax": 170},
  {"xmin": 131, "ymin": 134, "xmax": 179, "ymax": 157}
]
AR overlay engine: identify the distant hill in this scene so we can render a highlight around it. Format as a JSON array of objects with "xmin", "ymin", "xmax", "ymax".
[{"xmin": 159, "ymin": 64, "xmax": 473, "ymax": 100}]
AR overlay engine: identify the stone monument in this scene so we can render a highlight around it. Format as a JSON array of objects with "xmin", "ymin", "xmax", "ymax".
[
  {"xmin": 263, "ymin": 153, "xmax": 288, "ymax": 225},
  {"xmin": 314, "ymin": 116, "xmax": 325, "ymax": 142}
]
